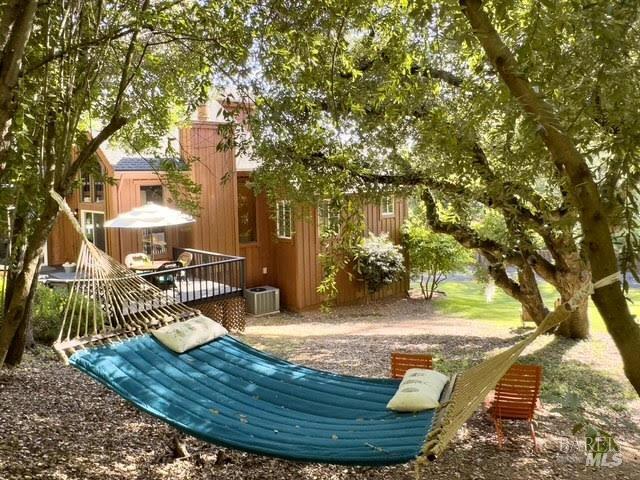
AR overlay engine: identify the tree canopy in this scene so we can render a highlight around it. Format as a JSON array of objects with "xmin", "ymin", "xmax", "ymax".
[
  {"xmin": 0, "ymin": 0, "xmax": 254, "ymax": 366},
  {"xmin": 0, "ymin": 0, "xmax": 639, "ymax": 395},
  {"xmin": 239, "ymin": 0, "xmax": 640, "ymax": 392},
  {"xmin": 403, "ymin": 205, "xmax": 473, "ymax": 300}
]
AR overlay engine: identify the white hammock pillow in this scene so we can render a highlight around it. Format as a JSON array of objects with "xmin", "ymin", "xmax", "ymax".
[
  {"xmin": 387, "ymin": 368, "xmax": 449, "ymax": 412},
  {"xmin": 152, "ymin": 315, "xmax": 228, "ymax": 353}
]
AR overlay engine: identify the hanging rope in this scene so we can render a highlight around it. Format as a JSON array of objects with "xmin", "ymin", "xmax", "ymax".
[
  {"xmin": 419, "ymin": 270, "xmax": 623, "ymax": 463},
  {"xmin": 50, "ymin": 190, "xmax": 201, "ymax": 360}
]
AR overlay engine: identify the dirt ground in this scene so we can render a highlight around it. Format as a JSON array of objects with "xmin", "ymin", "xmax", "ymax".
[{"xmin": 0, "ymin": 297, "xmax": 638, "ymax": 479}]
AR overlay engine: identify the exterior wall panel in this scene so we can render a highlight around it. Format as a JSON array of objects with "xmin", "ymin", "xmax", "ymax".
[
  {"xmin": 283, "ymin": 199, "xmax": 409, "ymax": 311},
  {"xmin": 239, "ymin": 191, "xmax": 276, "ymax": 288},
  {"xmin": 182, "ymin": 122, "xmax": 238, "ymax": 256}
]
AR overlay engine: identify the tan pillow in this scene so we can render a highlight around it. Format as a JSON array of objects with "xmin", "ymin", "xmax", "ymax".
[
  {"xmin": 152, "ymin": 315, "xmax": 227, "ymax": 353},
  {"xmin": 387, "ymin": 368, "xmax": 449, "ymax": 412}
]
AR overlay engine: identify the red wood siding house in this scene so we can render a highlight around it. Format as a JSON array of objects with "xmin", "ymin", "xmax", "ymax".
[{"xmin": 47, "ymin": 101, "xmax": 409, "ymax": 311}]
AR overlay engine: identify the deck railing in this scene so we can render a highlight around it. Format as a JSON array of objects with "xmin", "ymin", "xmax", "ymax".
[{"xmin": 139, "ymin": 247, "xmax": 245, "ymax": 304}]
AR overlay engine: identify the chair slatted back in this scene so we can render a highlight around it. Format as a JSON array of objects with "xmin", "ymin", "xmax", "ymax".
[
  {"xmin": 390, "ymin": 352, "xmax": 433, "ymax": 379},
  {"xmin": 492, "ymin": 364, "xmax": 542, "ymax": 421}
]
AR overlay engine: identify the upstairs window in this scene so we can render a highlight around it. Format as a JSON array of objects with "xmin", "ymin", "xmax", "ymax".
[
  {"xmin": 140, "ymin": 185, "xmax": 164, "ymax": 205},
  {"xmin": 79, "ymin": 164, "xmax": 105, "ymax": 203},
  {"xmin": 237, "ymin": 177, "xmax": 257, "ymax": 244},
  {"xmin": 381, "ymin": 195, "xmax": 395, "ymax": 216},
  {"xmin": 318, "ymin": 199, "xmax": 340, "ymax": 237},
  {"xmin": 81, "ymin": 173, "xmax": 92, "ymax": 202},
  {"xmin": 276, "ymin": 200, "xmax": 292, "ymax": 239}
]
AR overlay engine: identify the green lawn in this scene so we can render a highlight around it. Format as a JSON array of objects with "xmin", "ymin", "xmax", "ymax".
[{"xmin": 429, "ymin": 279, "xmax": 640, "ymax": 334}]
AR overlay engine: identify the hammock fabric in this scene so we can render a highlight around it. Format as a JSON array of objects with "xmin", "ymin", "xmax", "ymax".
[
  {"xmin": 49, "ymin": 190, "xmax": 621, "ymax": 465},
  {"xmin": 70, "ymin": 334, "xmax": 434, "ymax": 465}
]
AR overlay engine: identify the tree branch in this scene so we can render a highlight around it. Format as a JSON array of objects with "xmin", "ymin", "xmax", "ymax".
[
  {"xmin": 421, "ymin": 188, "xmax": 520, "ymax": 262},
  {"xmin": 60, "ymin": 115, "xmax": 127, "ymax": 194}
]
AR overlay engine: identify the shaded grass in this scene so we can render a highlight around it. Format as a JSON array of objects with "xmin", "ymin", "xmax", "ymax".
[
  {"xmin": 521, "ymin": 337, "xmax": 634, "ymax": 414},
  {"xmin": 426, "ymin": 334, "xmax": 632, "ymax": 414},
  {"xmin": 429, "ymin": 280, "xmax": 640, "ymax": 334}
]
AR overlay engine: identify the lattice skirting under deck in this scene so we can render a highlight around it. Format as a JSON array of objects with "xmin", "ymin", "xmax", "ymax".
[{"xmin": 197, "ymin": 297, "xmax": 246, "ymax": 332}]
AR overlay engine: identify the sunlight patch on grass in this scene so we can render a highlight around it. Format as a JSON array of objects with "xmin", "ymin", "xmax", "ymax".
[{"xmin": 429, "ymin": 280, "xmax": 640, "ymax": 334}]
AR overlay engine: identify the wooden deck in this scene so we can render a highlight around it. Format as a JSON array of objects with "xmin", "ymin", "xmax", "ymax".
[{"xmin": 40, "ymin": 247, "xmax": 245, "ymax": 307}]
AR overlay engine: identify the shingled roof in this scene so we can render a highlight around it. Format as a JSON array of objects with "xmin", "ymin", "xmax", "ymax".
[{"xmin": 113, "ymin": 157, "xmax": 164, "ymax": 172}]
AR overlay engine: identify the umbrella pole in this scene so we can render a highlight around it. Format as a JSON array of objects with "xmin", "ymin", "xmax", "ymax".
[{"xmin": 148, "ymin": 228, "xmax": 155, "ymax": 261}]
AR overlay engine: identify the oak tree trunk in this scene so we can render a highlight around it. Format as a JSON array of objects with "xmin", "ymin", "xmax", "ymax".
[
  {"xmin": 0, "ymin": 197, "xmax": 59, "ymax": 367},
  {"xmin": 461, "ymin": 0, "xmax": 640, "ymax": 394},
  {"xmin": 555, "ymin": 267, "xmax": 590, "ymax": 339},
  {"xmin": 555, "ymin": 299, "xmax": 589, "ymax": 340},
  {"xmin": 516, "ymin": 266, "xmax": 547, "ymax": 327},
  {"xmin": 0, "ymin": 243, "xmax": 43, "ymax": 366},
  {"xmin": 5, "ymin": 255, "xmax": 40, "ymax": 365}
]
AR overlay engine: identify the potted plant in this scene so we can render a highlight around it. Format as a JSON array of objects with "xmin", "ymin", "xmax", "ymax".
[{"xmin": 62, "ymin": 261, "xmax": 76, "ymax": 274}]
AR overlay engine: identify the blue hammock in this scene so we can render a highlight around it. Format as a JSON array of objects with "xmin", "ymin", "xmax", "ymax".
[{"xmin": 70, "ymin": 335, "xmax": 435, "ymax": 466}]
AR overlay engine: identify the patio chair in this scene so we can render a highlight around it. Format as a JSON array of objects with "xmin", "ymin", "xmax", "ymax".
[
  {"xmin": 390, "ymin": 352, "xmax": 433, "ymax": 379},
  {"xmin": 151, "ymin": 261, "xmax": 182, "ymax": 290},
  {"xmin": 177, "ymin": 251, "xmax": 193, "ymax": 267},
  {"xmin": 486, "ymin": 363, "xmax": 543, "ymax": 450}
]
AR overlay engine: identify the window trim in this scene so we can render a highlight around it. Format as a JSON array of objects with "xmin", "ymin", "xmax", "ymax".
[
  {"xmin": 276, "ymin": 200, "xmax": 293, "ymax": 240},
  {"xmin": 79, "ymin": 165, "xmax": 105, "ymax": 204},
  {"xmin": 381, "ymin": 195, "xmax": 395, "ymax": 217}
]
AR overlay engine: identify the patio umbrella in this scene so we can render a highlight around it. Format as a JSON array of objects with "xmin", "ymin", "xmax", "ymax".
[{"xmin": 104, "ymin": 203, "xmax": 195, "ymax": 260}]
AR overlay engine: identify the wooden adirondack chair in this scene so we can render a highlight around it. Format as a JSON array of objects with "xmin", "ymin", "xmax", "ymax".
[
  {"xmin": 390, "ymin": 352, "xmax": 433, "ymax": 379},
  {"xmin": 486, "ymin": 364, "xmax": 543, "ymax": 449}
]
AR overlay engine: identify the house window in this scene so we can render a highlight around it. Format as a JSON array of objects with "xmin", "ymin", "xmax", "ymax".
[
  {"xmin": 140, "ymin": 185, "xmax": 167, "ymax": 257},
  {"xmin": 81, "ymin": 173, "xmax": 92, "ymax": 202},
  {"xmin": 237, "ymin": 177, "xmax": 257, "ymax": 244},
  {"xmin": 140, "ymin": 185, "xmax": 164, "ymax": 205},
  {"xmin": 82, "ymin": 211, "xmax": 106, "ymax": 252},
  {"xmin": 94, "ymin": 176, "xmax": 104, "ymax": 202},
  {"xmin": 381, "ymin": 195, "xmax": 395, "ymax": 216},
  {"xmin": 276, "ymin": 200, "xmax": 292, "ymax": 239},
  {"xmin": 143, "ymin": 229, "xmax": 167, "ymax": 257},
  {"xmin": 318, "ymin": 199, "xmax": 340, "ymax": 236},
  {"xmin": 79, "ymin": 164, "xmax": 105, "ymax": 203}
]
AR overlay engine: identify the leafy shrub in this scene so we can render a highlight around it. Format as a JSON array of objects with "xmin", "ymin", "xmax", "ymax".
[
  {"xmin": 403, "ymin": 214, "xmax": 473, "ymax": 300},
  {"xmin": 353, "ymin": 232, "xmax": 405, "ymax": 294},
  {"xmin": 32, "ymin": 284, "xmax": 105, "ymax": 344},
  {"xmin": 0, "ymin": 278, "xmax": 103, "ymax": 345},
  {"xmin": 32, "ymin": 285, "xmax": 69, "ymax": 344}
]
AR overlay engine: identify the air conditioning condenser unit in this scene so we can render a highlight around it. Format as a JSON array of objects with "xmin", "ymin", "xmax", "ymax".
[{"xmin": 244, "ymin": 286, "xmax": 280, "ymax": 316}]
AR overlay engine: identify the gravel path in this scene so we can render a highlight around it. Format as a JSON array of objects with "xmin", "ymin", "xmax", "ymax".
[{"xmin": 1, "ymin": 297, "xmax": 638, "ymax": 479}]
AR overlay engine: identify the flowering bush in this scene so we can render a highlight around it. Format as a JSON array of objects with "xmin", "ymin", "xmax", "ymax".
[{"xmin": 353, "ymin": 233, "xmax": 405, "ymax": 293}]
